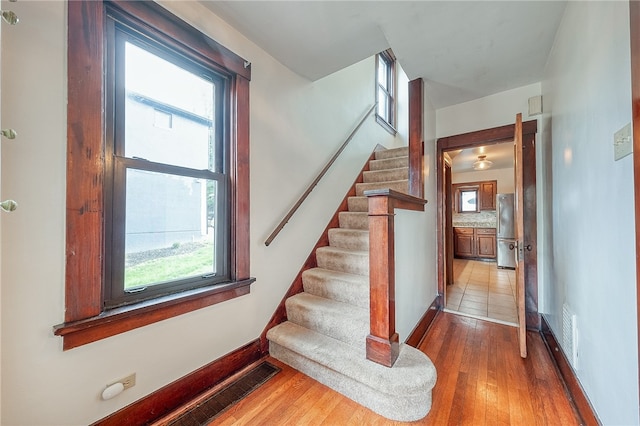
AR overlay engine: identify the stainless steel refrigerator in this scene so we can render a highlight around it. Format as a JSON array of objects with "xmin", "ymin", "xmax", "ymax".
[{"xmin": 496, "ymin": 193, "xmax": 517, "ymax": 269}]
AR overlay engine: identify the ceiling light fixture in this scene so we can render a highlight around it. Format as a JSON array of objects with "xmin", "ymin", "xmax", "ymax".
[{"xmin": 473, "ymin": 155, "xmax": 493, "ymax": 171}]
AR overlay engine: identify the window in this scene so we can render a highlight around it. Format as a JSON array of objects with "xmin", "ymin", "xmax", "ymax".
[
  {"xmin": 54, "ymin": 1, "xmax": 253, "ymax": 350},
  {"xmin": 459, "ymin": 189, "xmax": 479, "ymax": 212},
  {"xmin": 105, "ymin": 25, "xmax": 229, "ymax": 308},
  {"xmin": 375, "ymin": 49, "xmax": 397, "ymax": 134}
]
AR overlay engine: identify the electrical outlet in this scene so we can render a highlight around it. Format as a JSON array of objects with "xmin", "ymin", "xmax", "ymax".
[
  {"xmin": 108, "ymin": 373, "xmax": 136, "ymax": 390},
  {"xmin": 614, "ymin": 123, "xmax": 632, "ymax": 161}
]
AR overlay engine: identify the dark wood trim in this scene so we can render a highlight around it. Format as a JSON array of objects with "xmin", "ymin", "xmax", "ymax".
[
  {"xmin": 61, "ymin": 0, "xmax": 253, "ymax": 349},
  {"xmin": 106, "ymin": 1, "xmax": 251, "ymax": 81},
  {"xmin": 54, "ymin": 279, "xmax": 254, "ymax": 350},
  {"xmin": 365, "ymin": 188, "xmax": 427, "ymax": 367},
  {"xmin": 540, "ymin": 316, "xmax": 600, "ymax": 426},
  {"xmin": 436, "ymin": 120, "xmax": 537, "ymax": 149},
  {"xmin": 408, "ymin": 78, "xmax": 424, "ymax": 198},
  {"xmin": 66, "ymin": 0, "xmax": 104, "ymax": 323},
  {"xmin": 629, "ymin": 0, "xmax": 640, "ymax": 406},
  {"xmin": 233, "ymin": 76, "xmax": 252, "ymax": 280},
  {"xmin": 405, "ymin": 295, "xmax": 441, "ymax": 348},
  {"xmin": 259, "ymin": 150, "xmax": 377, "ymax": 354},
  {"xmin": 436, "ymin": 120, "xmax": 539, "ymax": 329},
  {"xmin": 92, "ymin": 340, "xmax": 263, "ymax": 426}
]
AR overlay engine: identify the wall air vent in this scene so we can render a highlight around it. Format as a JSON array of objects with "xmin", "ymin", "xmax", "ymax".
[{"xmin": 562, "ymin": 303, "xmax": 578, "ymax": 369}]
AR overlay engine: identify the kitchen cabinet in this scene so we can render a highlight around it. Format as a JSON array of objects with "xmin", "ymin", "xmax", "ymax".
[
  {"xmin": 454, "ymin": 227, "xmax": 496, "ymax": 260},
  {"xmin": 479, "ymin": 181, "xmax": 496, "ymax": 210},
  {"xmin": 452, "ymin": 180, "xmax": 497, "ymax": 212},
  {"xmin": 476, "ymin": 228, "xmax": 497, "ymax": 258},
  {"xmin": 453, "ymin": 227, "xmax": 475, "ymax": 257}
]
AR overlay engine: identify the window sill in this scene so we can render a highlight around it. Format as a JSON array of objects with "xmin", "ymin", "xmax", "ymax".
[
  {"xmin": 375, "ymin": 114, "xmax": 397, "ymax": 136},
  {"xmin": 53, "ymin": 278, "xmax": 256, "ymax": 350}
]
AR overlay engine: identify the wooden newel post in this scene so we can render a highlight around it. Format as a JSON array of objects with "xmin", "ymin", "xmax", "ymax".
[
  {"xmin": 366, "ymin": 194, "xmax": 399, "ymax": 367},
  {"xmin": 364, "ymin": 188, "xmax": 427, "ymax": 368}
]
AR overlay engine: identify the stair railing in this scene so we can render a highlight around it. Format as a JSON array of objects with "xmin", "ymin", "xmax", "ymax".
[
  {"xmin": 264, "ymin": 103, "xmax": 377, "ymax": 246},
  {"xmin": 364, "ymin": 188, "xmax": 427, "ymax": 367}
]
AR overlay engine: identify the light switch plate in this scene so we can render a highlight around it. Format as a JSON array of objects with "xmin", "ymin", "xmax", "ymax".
[{"xmin": 614, "ymin": 123, "xmax": 632, "ymax": 161}]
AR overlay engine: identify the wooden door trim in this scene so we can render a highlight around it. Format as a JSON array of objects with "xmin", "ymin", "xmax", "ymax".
[
  {"xmin": 436, "ymin": 120, "xmax": 539, "ymax": 328},
  {"xmin": 629, "ymin": 0, "xmax": 640, "ymax": 410}
]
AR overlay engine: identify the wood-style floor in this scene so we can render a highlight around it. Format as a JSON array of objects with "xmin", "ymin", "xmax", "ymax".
[{"xmin": 210, "ymin": 312, "xmax": 580, "ymax": 425}]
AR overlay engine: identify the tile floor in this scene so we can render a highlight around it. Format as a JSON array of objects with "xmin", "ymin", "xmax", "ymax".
[{"xmin": 445, "ymin": 259, "xmax": 518, "ymax": 324}]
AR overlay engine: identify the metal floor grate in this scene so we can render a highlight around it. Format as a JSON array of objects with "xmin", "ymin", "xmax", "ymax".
[{"xmin": 167, "ymin": 361, "xmax": 281, "ymax": 426}]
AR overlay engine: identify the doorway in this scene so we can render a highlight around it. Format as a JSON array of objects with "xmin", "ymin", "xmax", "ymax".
[
  {"xmin": 444, "ymin": 140, "xmax": 518, "ymax": 324},
  {"xmin": 436, "ymin": 121, "xmax": 539, "ymax": 329}
]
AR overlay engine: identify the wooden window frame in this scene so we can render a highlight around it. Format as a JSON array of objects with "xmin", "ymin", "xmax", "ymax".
[
  {"xmin": 375, "ymin": 49, "xmax": 397, "ymax": 135},
  {"xmin": 104, "ymin": 23, "xmax": 230, "ymax": 308},
  {"xmin": 53, "ymin": 0, "xmax": 254, "ymax": 350}
]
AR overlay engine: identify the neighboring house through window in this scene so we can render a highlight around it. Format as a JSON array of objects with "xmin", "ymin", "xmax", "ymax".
[
  {"xmin": 54, "ymin": 0, "xmax": 253, "ymax": 350},
  {"xmin": 376, "ymin": 49, "xmax": 397, "ymax": 134}
]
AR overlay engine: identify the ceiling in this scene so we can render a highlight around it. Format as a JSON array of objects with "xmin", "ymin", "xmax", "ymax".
[
  {"xmin": 200, "ymin": 1, "xmax": 567, "ymax": 108},
  {"xmin": 449, "ymin": 141, "xmax": 514, "ymax": 173}
]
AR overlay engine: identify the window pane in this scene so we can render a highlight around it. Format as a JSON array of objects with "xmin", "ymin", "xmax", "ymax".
[
  {"xmin": 378, "ymin": 58, "xmax": 388, "ymax": 89},
  {"xmin": 460, "ymin": 190, "xmax": 478, "ymax": 212},
  {"xmin": 125, "ymin": 42, "xmax": 215, "ymax": 171},
  {"xmin": 124, "ymin": 169, "xmax": 217, "ymax": 289},
  {"xmin": 378, "ymin": 88, "xmax": 388, "ymax": 120}
]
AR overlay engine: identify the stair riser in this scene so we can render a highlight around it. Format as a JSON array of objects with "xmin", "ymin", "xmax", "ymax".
[
  {"xmin": 347, "ymin": 196, "xmax": 368, "ymax": 212},
  {"xmin": 338, "ymin": 212, "xmax": 368, "ymax": 230},
  {"xmin": 369, "ymin": 156, "xmax": 408, "ymax": 171},
  {"xmin": 269, "ymin": 342, "xmax": 433, "ymax": 422},
  {"xmin": 328, "ymin": 229, "xmax": 369, "ymax": 250},
  {"xmin": 285, "ymin": 298, "xmax": 368, "ymax": 348},
  {"xmin": 374, "ymin": 147, "xmax": 409, "ymax": 160},
  {"xmin": 302, "ymin": 270, "xmax": 369, "ymax": 309},
  {"xmin": 316, "ymin": 249, "xmax": 368, "ymax": 275},
  {"xmin": 363, "ymin": 167, "xmax": 408, "ymax": 183},
  {"xmin": 356, "ymin": 180, "xmax": 408, "ymax": 196}
]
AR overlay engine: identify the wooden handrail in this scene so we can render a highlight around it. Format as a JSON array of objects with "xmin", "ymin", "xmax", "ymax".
[
  {"xmin": 364, "ymin": 188, "xmax": 427, "ymax": 367},
  {"xmin": 264, "ymin": 103, "xmax": 377, "ymax": 246}
]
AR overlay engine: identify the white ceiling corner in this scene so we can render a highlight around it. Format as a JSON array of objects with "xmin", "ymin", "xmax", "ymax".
[{"xmin": 200, "ymin": 1, "xmax": 567, "ymax": 108}]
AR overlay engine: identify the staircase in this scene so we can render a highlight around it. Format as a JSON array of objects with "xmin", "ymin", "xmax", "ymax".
[{"xmin": 267, "ymin": 146, "xmax": 437, "ymax": 422}]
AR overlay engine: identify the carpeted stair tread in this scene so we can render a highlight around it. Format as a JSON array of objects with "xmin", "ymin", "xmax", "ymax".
[
  {"xmin": 355, "ymin": 179, "xmax": 409, "ymax": 196},
  {"xmin": 302, "ymin": 267, "xmax": 369, "ymax": 309},
  {"xmin": 363, "ymin": 167, "xmax": 408, "ymax": 183},
  {"xmin": 369, "ymin": 156, "xmax": 408, "ymax": 171},
  {"xmin": 266, "ymin": 144, "xmax": 436, "ymax": 422},
  {"xmin": 267, "ymin": 322, "xmax": 437, "ymax": 421},
  {"xmin": 328, "ymin": 228, "xmax": 369, "ymax": 250},
  {"xmin": 374, "ymin": 146, "xmax": 409, "ymax": 160},
  {"xmin": 316, "ymin": 246, "xmax": 368, "ymax": 275},
  {"xmin": 285, "ymin": 293, "xmax": 368, "ymax": 350},
  {"xmin": 347, "ymin": 196, "xmax": 368, "ymax": 212},
  {"xmin": 338, "ymin": 211, "xmax": 368, "ymax": 230}
]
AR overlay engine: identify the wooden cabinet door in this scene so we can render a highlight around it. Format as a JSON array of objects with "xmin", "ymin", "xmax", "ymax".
[
  {"xmin": 476, "ymin": 234, "xmax": 496, "ymax": 258},
  {"xmin": 454, "ymin": 228, "xmax": 475, "ymax": 258},
  {"xmin": 479, "ymin": 181, "xmax": 497, "ymax": 210}
]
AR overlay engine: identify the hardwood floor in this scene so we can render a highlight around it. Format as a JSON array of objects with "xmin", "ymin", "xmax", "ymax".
[{"xmin": 209, "ymin": 312, "xmax": 580, "ymax": 425}]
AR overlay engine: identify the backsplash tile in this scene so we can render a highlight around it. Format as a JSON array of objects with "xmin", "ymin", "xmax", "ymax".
[{"xmin": 453, "ymin": 210, "xmax": 497, "ymax": 228}]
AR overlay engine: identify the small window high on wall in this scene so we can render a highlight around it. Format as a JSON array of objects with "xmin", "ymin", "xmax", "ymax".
[{"xmin": 375, "ymin": 49, "xmax": 397, "ymax": 135}]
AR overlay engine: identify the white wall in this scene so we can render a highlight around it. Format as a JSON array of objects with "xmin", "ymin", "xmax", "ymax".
[
  {"xmin": 0, "ymin": 2, "xmax": 402, "ymax": 425},
  {"xmin": 541, "ymin": 2, "xmax": 638, "ymax": 424},
  {"xmin": 452, "ymin": 167, "xmax": 515, "ymax": 194},
  {"xmin": 395, "ymin": 88, "xmax": 438, "ymax": 340},
  {"xmin": 436, "ymin": 83, "xmax": 541, "ymax": 138}
]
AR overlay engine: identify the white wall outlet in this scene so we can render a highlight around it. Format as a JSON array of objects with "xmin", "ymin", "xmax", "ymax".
[{"xmin": 614, "ymin": 123, "xmax": 632, "ymax": 161}]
